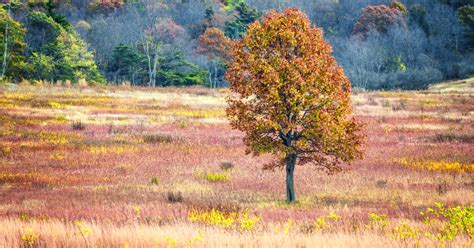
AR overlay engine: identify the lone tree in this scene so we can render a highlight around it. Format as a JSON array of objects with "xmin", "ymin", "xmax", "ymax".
[{"xmin": 225, "ymin": 8, "xmax": 364, "ymax": 203}]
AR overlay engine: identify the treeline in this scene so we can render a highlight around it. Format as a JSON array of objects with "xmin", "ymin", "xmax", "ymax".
[
  {"xmin": 1, "ymin": 0, "xmax": 473, "ymax": 89},
  {"xmin": 0, "ymin": 1, "xmax": 104, "ymax": 84}
]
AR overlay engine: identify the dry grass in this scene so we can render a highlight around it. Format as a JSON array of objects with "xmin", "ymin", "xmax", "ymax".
[
  {"xmin": 2, "ymin": 218, "xmax": 471, "ymax": 247},
  {"xmin": 0, "ymin": 83, "xmax": 473, "ymax": 247},
  {"xmin": 428, "ymin": 77, "xmax": 474, "ymax": 93}
]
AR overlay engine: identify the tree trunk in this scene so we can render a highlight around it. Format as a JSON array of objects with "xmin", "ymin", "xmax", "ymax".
[
  {"xmin": 151, "ymin": 43, "xmax": 159, "ymax": 87},
  {"xmin": 144, "ymin": 41, "xmax": 152, "ymax": 87},
  {"xmin": 213, "ymin": 61, "xmax": 218, "ymax": 88},
  {"xmin": 286, "ymin": 154, "xmax": 297, "ymax": 203},
  {"xmin": 208, "ymin": 64, "xmax": 212, "ymax": 88},
  {"xmin": 1, "ymin": 3, "xmax": 11, "ymax": 79}
]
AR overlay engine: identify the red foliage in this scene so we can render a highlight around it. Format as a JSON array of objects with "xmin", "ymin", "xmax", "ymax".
[
  {"xmin": 87, "ymin": 0, "xmax": 124, "ymax": 14},
  {"xmin": 95, "ymin": 0, "xmax": 124, "ymax": 8},
  {"xmin": 145, "ymin": 18, "xmax": 186, "ymax": 43},
  {"xmin": 197, "ymin": 28, "xmax": 232, "ymax": 61},
  {"xmin": 352, "ymin": 5, "xmax": 406, "ymax": 38}
]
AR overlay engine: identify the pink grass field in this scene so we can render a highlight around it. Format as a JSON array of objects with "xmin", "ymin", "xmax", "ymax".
[{"xmin": 0, "ymin": 83, "xmax": 472, "ymax": 247}]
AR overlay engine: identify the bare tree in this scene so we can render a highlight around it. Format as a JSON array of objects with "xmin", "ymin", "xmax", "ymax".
[
  {"xmin": 142, "ymin": 34, "xmax": 160, "ymax": 87},
  {"xmin": 1, "ymin": 2, "xmax": 11, "ymax": 79}
]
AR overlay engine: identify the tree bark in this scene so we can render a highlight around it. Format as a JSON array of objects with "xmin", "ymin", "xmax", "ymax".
[
  {"xmin": 213, "ymin": 61, "xmax": 218, "ymax": 88},
  {"xmin": 208, "ymin": 63, "xmax": 212, "ymax": 88},
  {"xmin": 143, "ymin": 39, "xmax": 159, "ymax": 87},
  {"xmin": 151, "ymin": 43, "xmax": 159, "ymax": 87},
  {"xmin": 286, "ymin": 153, "xmax": 297, "ymax": 203},
  {"xmin": 1, "ymin": 3, "xmax": 11, "ymax": 79},
  {"xmin": 144, "ymin": 41, "xmax": 152, "ymax": 86}
]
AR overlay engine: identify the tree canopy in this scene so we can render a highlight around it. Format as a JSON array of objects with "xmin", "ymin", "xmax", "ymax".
[
  {"xmin": 226, "ymin": 8, "xmax": 365, "ymax": 202},
  {"xmin": 1, "ymin": 0, "xmax": 473, "ymax": 88},
  {"xmin": 26, "ymin": 11, "xmax": 104, "ymax": 83},
  {"xmin": 352, "ymin": 5, "xmax": 406, "ymax": 38},
  {"xmin": 224, "ymin": 1, "xmax": 261, "ymax": 39},
  {"xmin": 197, "ymin": 28, "xmax": 232, "ymax": 88},
  {"xmin": 0, "ymin": 4, "xmax": 27, "ymax": 81}
]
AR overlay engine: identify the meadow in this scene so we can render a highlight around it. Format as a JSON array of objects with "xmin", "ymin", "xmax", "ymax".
[{"xmin": 0, "ymin": 80, "xmax": 472, "ymax": 247}]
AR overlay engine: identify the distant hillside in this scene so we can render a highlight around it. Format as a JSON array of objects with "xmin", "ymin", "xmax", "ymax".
[{"xmin": 1, "ymin": 1, "xmax": 474, "ymax": 89}]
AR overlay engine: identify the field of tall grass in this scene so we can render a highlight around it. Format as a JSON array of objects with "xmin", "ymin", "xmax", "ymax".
[{"xmin": 0, "ymin": 82, "xmax": 472, "ymax": 247}]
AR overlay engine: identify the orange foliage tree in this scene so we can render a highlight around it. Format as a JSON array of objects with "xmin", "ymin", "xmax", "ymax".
[
  {"xmin": 225, "ymin": 8, "xmax": 364, "ymax": 203},
  {"xmin": 352, "ymin": 4, "xmax": 406, "ymax": 38},
  {"xmin": 197, "ymin": 28, "xmax": 232, "ymax": 88}
]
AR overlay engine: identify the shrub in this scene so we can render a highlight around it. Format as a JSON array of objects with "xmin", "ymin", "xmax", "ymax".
[
  {"xmin": 20, "ymin": 227, "xmax": 40, "ymax": 247},
  {"xmin": 376, "ymin": 180, "xmax": 387, "ymax": 188},
  {"xmin": 188, "ymin": 208, "xmax": 260, "ymax": 231},
  {"xmin": 116, "ymin": 163, "xmax": 133, "ymax": 174},
  {"xmin": 421, "ymin": 203, "xmax": 474, "ymax": 240},
  {"xmin": 390, "ymin": 222, "xmax": 419, "ymax": 241},
  {"xmin": 437, "ymin": 181, "xmax": 448, "ymax": 195},
  {"xmin": 240, "ymin": 210, "xmax": 260, "ymax": 232},
  {"xmin": 203, "ymin": 172, "xmax": 229, "ymax": 183},
  {"xmin": 48, "ymin": 101, "xmax": 62, "ymax": 108},
  {"xmin": 219, "ymin": 161, "xmax": 234, "ymax": 171},
  {"xmin": 73, "ymin": 220, "xmax": 93, "ymax": 238},
  {"xmin": 429, "ymin": 133, "xmax": 474, "ymax": 143},
  {"xmin": 188, "ymin": 208, "xmax": 236, "ymax": 228},
  {"xmin": 71, "ymin": 120, "xmax": 86, "ymax": 130},
  {"xmin": 26, "ymin": 99, "xmax": 48, "ymax": 108},
  {"xmin": 367, "ymin": 213, "xmax": 389, "ymax": 232},
  {"xmin": 143, "ymin": 134, "xmax": 174, "ymax": 144},
  {"xmin": 381, "ymin": 100, "xmax": 391, "ymax": 108},
  {"xmin": 391, "ymin": 99, "xmax": 407, "ymax": 111},
  {"xmin": 167, "ymin": 191, "xmax": 183, "ymax": 203},
  {"xmin": 189, "ymin": 198, "xmax": 242, "ymax": 214},
  {"xmin": 150, "ymin": 177, "xmax": 160, "ymax": 185}
]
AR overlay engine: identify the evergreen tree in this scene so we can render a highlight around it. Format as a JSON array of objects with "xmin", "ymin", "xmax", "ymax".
[
  {"xmin": 224, "ymin": 1, "xmax": 261, "ymax": 39},
  {"xmin": 458, "ymin": 5, "xmax": 474, "ymax": 51},
  {"xmin": 0, "ymin": 3, "xmax": 27, "ymax": 81},
  {"xmin": 26, "ymin": 11, "xmax": 104, "ymax": 83},
  {"xmin": 109, "ymin": 44, "xmax": 143, "ymax": 84}
]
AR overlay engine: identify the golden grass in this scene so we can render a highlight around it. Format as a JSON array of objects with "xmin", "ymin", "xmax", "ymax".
[
  {"xmin": 398, "ymin": 158, "xmax": 474, "ymax": 173},
  {"xmin": 88, "ymin": 144, "xmax": 143, "ymax": 155},
  {"xmin": 2, "ymin": 218, "xmax": 471, "ymax": 247}
]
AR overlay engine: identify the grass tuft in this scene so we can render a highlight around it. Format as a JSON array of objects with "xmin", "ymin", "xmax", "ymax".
[
  {"xmin": 219, "ymin": 162, "xmax": 234, "ymax": 171},
  {"xmin": 150, "ymin": 177, "xmax": 160, "ymax": 185},
  {"xmin": 203, "ymin": 172, "xmax": 229, "ymax": 183},
  {"xmin": 143, "ymin": 134, "xmax": 175, "ymax": 144},
  {"xmin": 167, "ymin": 191, "xmax": 183, "ymax": 203},
  {"xmin": 71, "ymin": 120, "xmax": 86, "ymax": 130}
]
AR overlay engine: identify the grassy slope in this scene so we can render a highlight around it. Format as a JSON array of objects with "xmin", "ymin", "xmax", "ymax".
[{"xmin": 428, "ymin": 77, "xmax": 474, "ymax": 93}]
